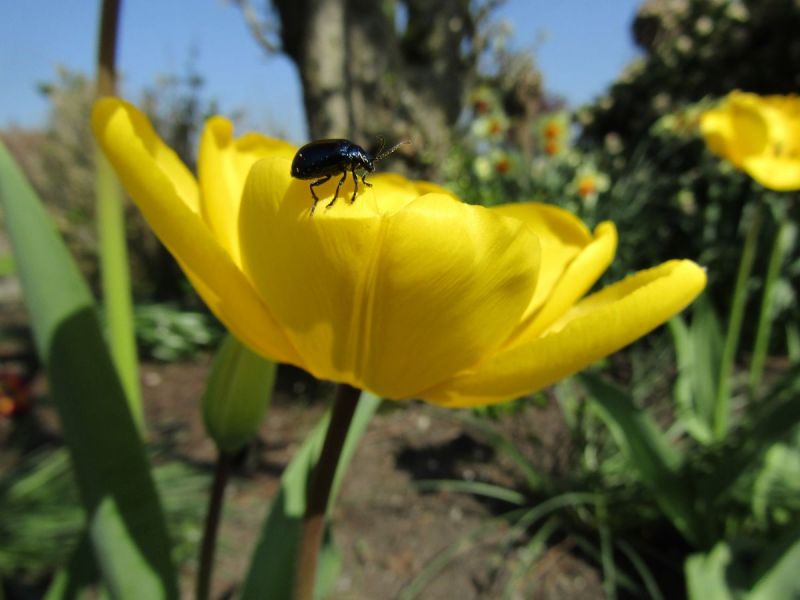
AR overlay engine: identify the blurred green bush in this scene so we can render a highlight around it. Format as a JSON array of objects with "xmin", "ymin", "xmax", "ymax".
[
  {"xmin": 1, "ymin": 64, "xmax": 220, "ymax": 306},
  {"xmin": 444, "ymin": 0, "xmax": 800, "ymax": 354}
]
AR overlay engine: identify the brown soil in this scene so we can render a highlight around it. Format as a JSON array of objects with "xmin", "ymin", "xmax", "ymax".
[
  {"xmin": 2, "ymin": 323, "xmax": 604, "ymax": 599},
  {"xmin": 137, "ymin": 360, "xmax": 604, "ymax": 600}
]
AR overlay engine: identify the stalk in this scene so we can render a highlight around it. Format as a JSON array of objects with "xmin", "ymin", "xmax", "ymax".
[
  {"xmin": 748, "ymin": 217, "xmax": 791, "ymax": 395},
  {"xmin": 196, "ymin": 452, "xmax": 234, "ymax": 600},
  {"xmin": 95, "ymin": 0, "xmax": 142, "ymax": 427},
  {"xmin": 294, "ymin": 384, "xmax": 360, "ymax": 600},
  {"xmin": 713, "ymin": 201, "xmax": 763, "ymax": 440}
]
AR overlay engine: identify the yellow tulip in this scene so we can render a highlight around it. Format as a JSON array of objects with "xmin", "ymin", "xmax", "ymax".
[
  {"xmin": 700, "ymin": 91, "xmax": 800, "ymax": 191},
  {"xmin": 92, "ymin": 98, "xmax": 706, "ymax": 407}
]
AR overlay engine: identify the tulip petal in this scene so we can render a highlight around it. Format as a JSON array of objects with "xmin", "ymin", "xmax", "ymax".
[
  {"xmin": 508, "ymin": 221, "xmax": 617, "ymax": 346},
  {"xmin": 491, "ymin": 203, "xmax": 593, "ymax": 323},
  {"xmin": 240, "ymin": 158, "xmax": 541, "ymax": 397},
  {"xmin": 422, "ymin": 260, "xmax": 706, "ymax": 407},
  {"xmin": 742, "ymin": 156, "xmax": 800, "ymax": 191},
  {"xmin": 92, "ymin": 98, "xmax": 300, "ymax": 365},
  {"xmin": 93, "ymin": 98, "xmax": 200, "ymax": 213},
  {"xmin": 699, "ymin": 110, "xmax": 737, "ymax": 162},
  {"xmin": 198, "ymin": 118, "xmax": 296, "ymax": 264},
  {"xmin": 414, "ymin": 180, "xmax": 459, "ymax": 198},
  {"xmin": 701, "ymin": 94, "xmax": 770, "ymax": 167}
]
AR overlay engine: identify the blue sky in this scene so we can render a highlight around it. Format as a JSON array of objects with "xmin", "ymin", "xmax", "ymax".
[{"xmin": 1, "ymin": 0, "xmax": 641, "ymax": 143}]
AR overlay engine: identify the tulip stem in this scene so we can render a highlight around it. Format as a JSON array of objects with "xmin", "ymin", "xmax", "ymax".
[
  {"xmin": 196, "ymin": 451, "xmax": 233, "ymax": 600},
  {"xmin": 713, "ymin": 200, "xmax": 763, "ymax": 440},
  {"xmin": 95, "ymin": 0, "xmax": 144, "ymax": 430},
  {"xmin": 295, "ymin": 383, "xmax": 361, "ymax": 600},
  {"xmin": 748, "ymin": 215, "xmax": 790, "ymax": 396}
]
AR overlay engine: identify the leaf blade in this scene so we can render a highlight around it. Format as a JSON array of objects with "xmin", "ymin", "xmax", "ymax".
[{"xmin": 0, "ymin": 140, "xmax": 177, "ymax": 599}]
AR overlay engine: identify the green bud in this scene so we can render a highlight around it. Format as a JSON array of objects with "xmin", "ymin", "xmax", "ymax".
[{"xmin": 202, "ymin": 334, "xmax": 276, "ymax": 454}]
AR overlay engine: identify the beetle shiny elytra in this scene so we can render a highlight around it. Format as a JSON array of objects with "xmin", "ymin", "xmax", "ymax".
[{"xmin": 291, "ymin": 138, "xmax": 409, "ymax": 214}]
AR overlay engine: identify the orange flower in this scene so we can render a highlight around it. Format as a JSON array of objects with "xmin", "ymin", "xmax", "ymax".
[{"xmin": 0, "ymin": 371, "xmax": 31, "ymax": 418}]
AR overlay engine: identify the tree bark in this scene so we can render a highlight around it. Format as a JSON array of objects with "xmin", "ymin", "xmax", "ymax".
[{"xmin": 269, "ymin": 0, "xmax": 485, "ymax": 176}]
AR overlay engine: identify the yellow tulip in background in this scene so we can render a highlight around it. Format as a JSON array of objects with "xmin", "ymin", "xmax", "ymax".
[
  {"xmin": 700, "ymin": 90, "xmax": 800, "ymax": 192},
  {"xmin": 92, "ymin": 98, "xmax": 706, "ymax": 408}
]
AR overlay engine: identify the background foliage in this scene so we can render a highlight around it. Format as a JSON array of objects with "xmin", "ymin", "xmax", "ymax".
[{"xmin": 2, "ymin": 0, "xmax": 800, "ymax": 598}]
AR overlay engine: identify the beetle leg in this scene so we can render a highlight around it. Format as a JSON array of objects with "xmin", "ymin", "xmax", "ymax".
[
  {"xmin": 350, "ymin": 169, "xmax": 360, "ymax": 204},
  {"xmin": 309, "ymin": 175, "xmax": 332, "ymax": 214},
  {"xmin": 326, "ymin": 171, "xmax": 348, "ymax": 209},
  {"xmin": 361, "ymin": 172, "xmax": 373, "ymax": 188}
]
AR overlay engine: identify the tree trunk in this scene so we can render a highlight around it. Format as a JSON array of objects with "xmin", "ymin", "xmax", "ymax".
[{"xmin": 270, "ymin": 0, "xmax": 483, "ymax": 177}]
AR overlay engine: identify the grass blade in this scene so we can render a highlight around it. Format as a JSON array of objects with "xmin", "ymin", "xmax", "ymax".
[
  {"xmin": 413, "ymin": 479, "xmax": 527, "ymax": 505},
  {"xmin": 456, "ymin": 412, "xmax": 547, "ymax": 492},
  {"xmin": 597, "ymin": 498, "xmax": 617, "ymax": 600},
  {"xmin": 616, "ymin": 540, "xmax": 664, "ymax": 600},
  {"xmin": 580, "ymin": 373, "xmax": 705, "ymax": 546},
  {"xmin": 0, "ymin": 140, "xmax": 177, "ymax": 598},
  {"xmin": 502, "ymin": 517, "xmax": 560, "ymax": 600}
]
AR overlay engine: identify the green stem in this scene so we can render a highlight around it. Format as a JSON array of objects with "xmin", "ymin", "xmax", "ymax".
[
  {"xmin": 196, "ymin": 452, "xmax": 233, "ymax": 600},
  {"xmin": 713, "ymin": 201, "xmax": 763, "ymax": 440},
  {"xmin": 95, "ymin": 0, "xmax": 142, "ymax": 428},
  {"xmin": 294, "ymin": 384, "xmax": 361, "ymax": 600},
  {"xmin": 748, "ymin": 217, "xmax": 790, "ymax": 396}
]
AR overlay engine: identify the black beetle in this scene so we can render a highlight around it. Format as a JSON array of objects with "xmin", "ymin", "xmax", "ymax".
[{"xmin": 291, "ymin": 138, "xmax": 409, "ymax": 213}]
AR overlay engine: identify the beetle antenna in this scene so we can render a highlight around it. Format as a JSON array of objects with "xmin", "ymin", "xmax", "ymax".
[
  {"xmin": 375, "ymin": 139, "xmax": 411, "ymax": 162},
  {"xmin": 375, "ymin": 135, "xmax": 386, "ymax": 158}
]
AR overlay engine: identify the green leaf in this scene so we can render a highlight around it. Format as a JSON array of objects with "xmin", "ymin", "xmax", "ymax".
[
  {"xmin": 240, "ymin": 392, "xmax": 381, "ymax": 600},
  {"xmin": 669, "ymin": 294, "xmax": 722, "ymax": 444},
  {"xmin": 580, "ymin": 373, "xmax": 706, "ymax": 546},
  {"xmin": 699, "ymin": 367, "xmax": 800, "ymax": 504},
  {"xmin": 751, "ymin": 441, "xmax": 800, "ymax": 524},
  {"xmin": 749, "ymin": 521, "xmax": 800, "ymax": 600},
  {"xmin": 685, "ymin": 543, "xmax": 736, "ymax": 600},
  {"xmin": 0, "ymin": 252, "xmax": 14, "ymax": 276},
  {"xmin": 0, "ymin": 140, "xmax": 177, "ymax": 598},
  {"xmin": 44, "ymin": 534, "xmax": 99, "ymax": 600}
]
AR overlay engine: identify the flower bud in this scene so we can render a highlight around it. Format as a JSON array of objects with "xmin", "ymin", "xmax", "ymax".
[{"xmin": 202, "ymin": 334, "xmax": 276, "ymax": 454}]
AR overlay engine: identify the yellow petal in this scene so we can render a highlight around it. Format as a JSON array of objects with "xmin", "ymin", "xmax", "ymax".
[
  {"xmin": 491, "ymin": 202, "xmax": 593, "ymax": 324},
  {"xmin": 726, "ymin": 94, "xmax": 772, "ymax": 158},
  {"xmin": 422, "ymin": 260, "xmax": 706, "ymax": 407},
  {"xmin": 742, "ymin": 156, "xmax": 800, "ymax": 191},
  {"xmin": 93, "ymin": 97, "xmax": 200, "ymax": 213},
  {"xmin": 92, "ymin": 98, "xmax": 299, "ymax": 365},
  {"xmin": 512, "ymin": 221, "xmax": 618, "ymax": 344},
  {"xmin": 361, "ymin": 173, "xmax": 425, "ymax": 213},
  {"xmin": 198, "ymin": 117, "xmax": 296, "ymax": 264},
  {"xmin": 701, "ymin": 93, "xmax": 770, "ymax": 166},
  {"xmin": 700, "ymin": 91, "xmax": 800, "ymax": 191},
  {"xmin": 239, "ymin": 158, "xmax": 541, "ymax": 398},
  {"xmin": 414, "ymin": 179, "xmax": 459, "ymax": 198},
  {"xmin": 699, "ymin": 110, "xmax": 737, "ymax": 163}
]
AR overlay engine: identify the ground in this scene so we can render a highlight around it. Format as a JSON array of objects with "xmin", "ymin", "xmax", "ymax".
[
  {"xmin": 1, "ymin": 308, "xmax": 604, "ymax": 599},
  {"xmin": 136, "ymin": 360, "xmax": 604, "ymax": 599}
]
